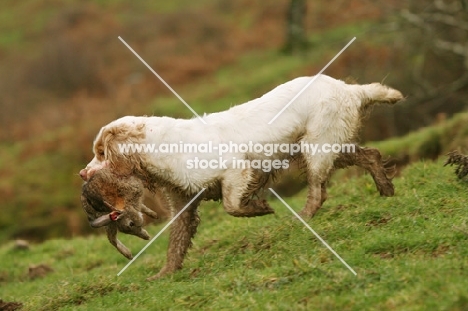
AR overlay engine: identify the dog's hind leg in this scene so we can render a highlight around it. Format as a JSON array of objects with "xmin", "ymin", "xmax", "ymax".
[
  {"xmin": 221, "ymin": 168, "xmax": 275, "ymax": 217},
  {"xmin": 334, "ymin": 145, "xmax": 395, "ymax": 196},
  {"xmin": 147, "ymin": 193, "xmax": 201, "ymax": 280}
]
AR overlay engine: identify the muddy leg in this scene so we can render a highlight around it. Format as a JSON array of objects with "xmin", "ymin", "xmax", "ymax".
[
  {"xmin": 300, "ymin": 179, "xmax": 322, "ymax": 218},
  {"xmin": 299, "ymin": 153, "xmax": 335, "ymax": 219},
  {"xmin": 221, "ymin": 168, "xmax": 274, "ymax": 217},
  {"xmin": 334, "ymin": 145, "xmax": 395, "ymax": 196},
  {"xmin": 147, "ymin": 194, "xmax": 201, "ymax": 281},
  {"xmin": 320, "ymin": 181, "xmax": 328, "ymax": 206},
  {"xmin": 299, "ymin": 179, "xmax": 330, "ymax": 219}
]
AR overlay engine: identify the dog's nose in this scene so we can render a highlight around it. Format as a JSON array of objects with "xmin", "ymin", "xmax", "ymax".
[{"xmin": 79, "ymin": 169, "xmax": 88, "ymax": 181}]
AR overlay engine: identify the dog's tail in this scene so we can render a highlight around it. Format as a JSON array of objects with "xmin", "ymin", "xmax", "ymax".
[{"xmin": 356, "ymin": 83, "xmax": 404, "ymax": 107}]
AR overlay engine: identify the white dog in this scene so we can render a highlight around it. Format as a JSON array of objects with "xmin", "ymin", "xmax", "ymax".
[{"xmin": 80, "ymin": 74, "xmax": 403, "ymax": 279}]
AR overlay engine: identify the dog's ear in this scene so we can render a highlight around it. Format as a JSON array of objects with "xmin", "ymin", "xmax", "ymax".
[{"xmin": 99, "ymin": 123, "xmax": 147, "ymax": 175}]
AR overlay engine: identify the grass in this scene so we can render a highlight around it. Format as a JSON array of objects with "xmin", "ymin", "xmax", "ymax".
[
  {"xmin": 369, "ymin": 112, "xmax": 468, "ymax": 161},
  {"xmin": 2, "ymin": 158, "xmax": 468, "ymax": 310},
  {"xmin": 1, "ymin": 2, "xmax": 466, "ymax": 308}
]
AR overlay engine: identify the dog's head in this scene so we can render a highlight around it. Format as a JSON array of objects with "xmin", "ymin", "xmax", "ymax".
[{"xmin": 80, "ymin": 117, "xmax": 147, "ymax": 181}]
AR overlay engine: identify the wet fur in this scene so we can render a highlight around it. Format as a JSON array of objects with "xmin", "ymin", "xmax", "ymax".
[{"xmin": 81, "ymin": 75, "xmax": 403, "ymax": 279}]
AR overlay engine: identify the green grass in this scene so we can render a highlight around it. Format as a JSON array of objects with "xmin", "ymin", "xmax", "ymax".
[
  {"xmin": 1, "ymin": 3, "xmax": 466, "ymax": 308},
  {"xmin": 369, "ymin": 112, "xmax": 468, "ymax": 161},
  {"xmin": 2, "ymin": 158, "xmax": 468, "ymax": 310}
]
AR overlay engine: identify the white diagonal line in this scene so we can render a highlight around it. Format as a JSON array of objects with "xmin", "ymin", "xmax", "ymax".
[
  {"xmin": 268, "ymin": 37, "xmax": 356, "ymax": 124},
  {"xmin": 268, "ymin": 188, "xmax": 357, "ymax": 276},
  {"xmin": 118, "ymin": 36, "xmax": 207, "ymax": 125},
  {"xmin": 117, "ymin": 188, "xmax": 206, "ymax": 276}
]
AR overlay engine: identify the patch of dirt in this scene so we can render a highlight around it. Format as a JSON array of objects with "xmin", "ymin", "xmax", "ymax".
[
  {"xmin": 197, "ymin": 239, "xmax": 219, "ymax": 254},
  {"xmin": 0, "ymin": 271, "xmax": 9, "ymax": 282},
  {"xmin": 432, "ymin": 244, "xmax": 450, "ymax": 258},
  {"xmin": 85, "ymin": 259, "xmax": 104, "ymax": 272},
  {"xmin": 13, "ymin": 239, "xmax": 30, "ymax": 251},
  {"xmin": 0, "ymin": 299, "xmax": 23, "ymax": 311},
  {"xmin": 28, "ymin": 263, "xmax": 54, "ymax": 280},
  {"xmin": 328, "ymin": 204, "xmax": 357, "ymax": 216},
  {"xmin": 334, "ymin": 204, "xmax": 356, "ymax": 212},
  {"xmin": 374, "ymin": 252, "xmax": 394, "ymax": 259},
  {"xmin": 366, "ymin": 216, "xmax": 392, "ymax": 227}
]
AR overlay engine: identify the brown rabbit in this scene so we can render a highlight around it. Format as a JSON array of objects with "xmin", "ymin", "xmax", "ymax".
[{"xmin": 81, "ymin": 168, "xmax": 159, "ymax": 259}]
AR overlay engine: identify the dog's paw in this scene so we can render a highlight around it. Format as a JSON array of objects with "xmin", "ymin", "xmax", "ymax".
[
  {"xmin": 377, "ymin": 181, "xmax": 395, "ymax": 197},
  {"xmin": 297, "ymin": 209, "xmax": 317, "ymax": 220},
  {"xmin": 146, "ymin": 266, "xmax": 175, "ymax": 281},
  {"xmin": 248, "ymin": 199, "xmax": 275, "ymax": 217},
  {"xmin": 146, "ymin": 274, "xmax": 162, "ymax": 281}
]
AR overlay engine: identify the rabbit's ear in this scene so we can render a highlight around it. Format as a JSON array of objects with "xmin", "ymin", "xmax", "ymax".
[{"xmin": 89, "ymin": 214, "xmax": 112, "ymax": 228}]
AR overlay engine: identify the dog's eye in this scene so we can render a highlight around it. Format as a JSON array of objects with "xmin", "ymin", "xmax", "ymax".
[
  {"xmin": 98, "ymin": 150, "xmax": 105, "ymax": 157},
  {"xmin": 129, "ymin": 221, "xmax": 135, "ymax": 227}
]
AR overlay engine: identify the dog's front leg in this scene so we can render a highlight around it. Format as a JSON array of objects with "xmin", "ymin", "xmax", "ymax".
[
  {"xmin": 147, "ymin": 193, "xmax": 201, "ymax": 281},
  {"xmin": 300, "ymin": 179, "xmax": 323, "ymax": 218},
  {"xmin": 299, "ymin": 153, "xmax": 335, "ymax": 219}
]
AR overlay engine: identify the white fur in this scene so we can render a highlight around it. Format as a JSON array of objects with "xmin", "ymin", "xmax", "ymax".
[{"xmin": 81, "ymin": 74, "xmax": 402, "ymax": 217}]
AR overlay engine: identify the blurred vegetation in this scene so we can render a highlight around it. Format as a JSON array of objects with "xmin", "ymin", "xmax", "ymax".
[{"xmin": 0, "ymin": 0, "xmax": 467, "ymax": 243}]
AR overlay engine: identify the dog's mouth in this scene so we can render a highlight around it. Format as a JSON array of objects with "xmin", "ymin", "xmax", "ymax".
[
  {"xmin": 79, "ymin": 167, "xmax": 101, "ymax": 181},
  {"xmin": 79, "ymin": 167, "xmax": 100, "ymax": 181}
]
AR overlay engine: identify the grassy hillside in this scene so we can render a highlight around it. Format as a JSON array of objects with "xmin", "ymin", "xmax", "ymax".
[
  {"xmin": 369, "ymin": 113, "xmax": 468, "ymax": 164},
  {"xmin": 2, "ymin": 158, "xmax": 468, "ymax": 310}
]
